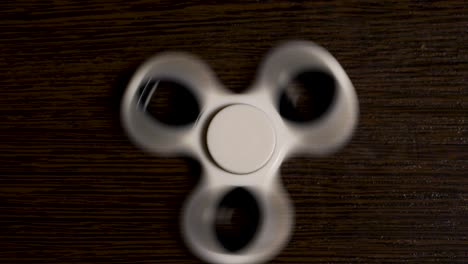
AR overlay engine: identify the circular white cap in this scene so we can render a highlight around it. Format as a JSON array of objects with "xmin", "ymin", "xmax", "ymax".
[{"xmin": 206, "ymin": 104, "xmax": 276, "ymax": 174}]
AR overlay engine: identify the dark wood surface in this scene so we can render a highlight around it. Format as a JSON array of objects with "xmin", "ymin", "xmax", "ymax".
[{"xmin": 1, "ymin": 1, "xmax": 467, "ymax": 263}]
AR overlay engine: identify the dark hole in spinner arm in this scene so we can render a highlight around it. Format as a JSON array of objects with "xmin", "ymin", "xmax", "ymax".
[
  {"xmin": 279, "ymin": 71, "xmax": 336, "ymax": 123},
  {"xmin": 215, "ymin": 187, "xmax": 261, "ymax": 252},
  {"xmin": 140, "ymin": 79, "xmax": 201, "ymax": 126}
]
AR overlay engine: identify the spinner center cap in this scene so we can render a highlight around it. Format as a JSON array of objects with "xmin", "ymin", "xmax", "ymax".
[{"xmin": 206, "ymin": 104, "xmax": 276, "ymax": 174}]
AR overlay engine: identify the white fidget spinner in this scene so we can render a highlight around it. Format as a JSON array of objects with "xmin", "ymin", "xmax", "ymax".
[{"xmin": 121, "ymin": 41, "xmax": 359, "ymax": 264}]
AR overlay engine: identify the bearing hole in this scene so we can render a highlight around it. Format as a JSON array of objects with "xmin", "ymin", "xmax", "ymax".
[
  {"xmin": 215, "ymin": 187, "xmax": 261, "ymax": 252},
  {"xmin": 279, "ymin": 71, "xmax": 336, "ymax": 122},
  {"xmin": 139, "ymin": 79, "xmax": 200, "ymax": 126}
]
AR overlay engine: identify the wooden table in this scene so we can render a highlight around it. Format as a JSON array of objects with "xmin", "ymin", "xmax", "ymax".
[{"xmin": 1, "ymin": 1, "xmax": 467, "ymax": 263}]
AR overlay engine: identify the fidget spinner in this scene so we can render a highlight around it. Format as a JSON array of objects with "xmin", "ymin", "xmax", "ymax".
[{"xmin": 121, "ymin": 41, "xmax": 358, "ymax": 264}]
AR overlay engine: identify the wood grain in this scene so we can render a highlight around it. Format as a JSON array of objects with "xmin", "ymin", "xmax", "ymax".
[{"xmin": 0, "ymin": 0, "xmax": 467, "ymax": 263}]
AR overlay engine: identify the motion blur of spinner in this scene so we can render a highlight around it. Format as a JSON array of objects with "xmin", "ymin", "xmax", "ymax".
[{"xmin": 121, "ymin": 41, "xmax": 359, "ymax": 264}]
